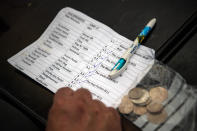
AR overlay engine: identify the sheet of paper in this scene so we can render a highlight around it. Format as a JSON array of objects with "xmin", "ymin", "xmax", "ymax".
[{"xmin": 8, "ymin": 7, "xmax": 155, "ymax": 108}]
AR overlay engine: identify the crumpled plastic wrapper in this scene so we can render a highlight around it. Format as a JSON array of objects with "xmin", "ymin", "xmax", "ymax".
[{"xmin": 122, "ymin": 60, "xmax": 197, "ymax": 131}]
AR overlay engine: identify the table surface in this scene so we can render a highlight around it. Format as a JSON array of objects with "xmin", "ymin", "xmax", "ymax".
[{"xmin": 0, "ymin": 0, "xmax": 197, "ymax": 130}]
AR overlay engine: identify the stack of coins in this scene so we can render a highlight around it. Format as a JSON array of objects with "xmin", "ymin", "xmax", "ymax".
[
  {"xmin": 118, "ymin": 86, "xmax": 168, "ymax": 124},
  {"xmin": 129, "ymin": 88, "xmax": 150, "ymax": 115}
]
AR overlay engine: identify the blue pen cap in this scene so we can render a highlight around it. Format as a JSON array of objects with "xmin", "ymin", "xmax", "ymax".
[
  {"xmin": 112, "ymin": 58, "xmax": 126, "ymax": 70},
  {"xmin": 140, "ymin": 26, "xmax": 151, "ymax": 36},
  {"xmin": 137, "ymin": 26, "xmax": 151, "ymax": 43}
]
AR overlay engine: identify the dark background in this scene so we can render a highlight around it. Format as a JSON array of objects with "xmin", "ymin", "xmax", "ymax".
[{"xmin": 0, "ymin": 0, "xmax": 197, "ymax": 130}]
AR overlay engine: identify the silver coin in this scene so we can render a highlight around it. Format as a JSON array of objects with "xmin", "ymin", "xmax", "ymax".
[
  {"xmin": 128, "ymin": 88, "xmax": 144, "ymax": 99},
  {"xmin": 131, "ymin": 89, "xmax": 150, "ymax": 106}
]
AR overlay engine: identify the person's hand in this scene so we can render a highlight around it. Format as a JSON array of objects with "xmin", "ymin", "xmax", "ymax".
[{"xmin": 46, "ymin": 87, "xmax": 122, "ymax": 131}]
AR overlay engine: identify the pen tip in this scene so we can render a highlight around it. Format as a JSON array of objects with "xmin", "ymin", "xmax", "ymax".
[
  {"xmin": 151, "ymin": 18, "xmax": 156, "ymax": 23},
  {"xmin": 147, "ymin": 18, "xmax": 156, "ymax": 28}
]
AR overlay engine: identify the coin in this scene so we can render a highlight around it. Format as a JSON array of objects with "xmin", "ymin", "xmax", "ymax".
[
  {"xmin": 118, "ymin": 96, "xmax": 134, "ymax": 114},
  {"xmin": 145, "ymin": 97, "xmax": 152, "ymax": 105},
  {"xmin": 133, "ymin": 105, "xmax": 147, "ymax": 115},
  {"xmin": 137, "ymin": 97, "xmax": 152, "ymax": 106},
  {"xmin": 147, "ymin": 109, "xmax": 167, "ymax": 124},
  {"xmin": 149, "ymin": 87, "xmax": 168, "ymax": 103},
  {"xmin": 121, "ymin": 95, "xmax": 130, "ymax": 103},
  {"xmin": 128, "ymin": 88, "xmax": 144, "ymax": 99},
  {"xmin": 147, "ymin": 102, "xmax": 163, "ymax": 113},
  {"xmin": 132, "ymin": 89, "xmax": 150, "ymax": 106}
]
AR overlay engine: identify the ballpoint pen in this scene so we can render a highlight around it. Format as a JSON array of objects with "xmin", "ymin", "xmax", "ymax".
[{"xmin": 109, "ymin": 18, "xmax": 156, "ymax": 79}]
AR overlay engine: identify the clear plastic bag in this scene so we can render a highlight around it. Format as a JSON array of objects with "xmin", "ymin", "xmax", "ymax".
[{"xmin": 122, "ymin": 60, "xmax": 197, "ymax": 131}]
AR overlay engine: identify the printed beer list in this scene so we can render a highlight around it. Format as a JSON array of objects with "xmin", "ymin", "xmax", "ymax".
[{"xmin": 8, "ymin": 7, "xmax": 155, "ymax": 108}]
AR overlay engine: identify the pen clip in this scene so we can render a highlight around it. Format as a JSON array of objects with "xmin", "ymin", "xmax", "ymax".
[
  {"xmin": 111, "ymin": 58, "xmax": 126, "ymax": 71},
  {"xmin": 109, "ymin": 58, "xmax": 129, "ymax": 79}
]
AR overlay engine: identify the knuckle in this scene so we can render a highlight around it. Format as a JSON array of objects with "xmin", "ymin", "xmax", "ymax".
[
  {"xmin": 108, "ymin": 107, "xmax": 116, "ymax": 112},
  {"xmin": 103, "ymin": 107, "xmax": 116, "ymax": 117},
  {"xmin": 56, "ymin": 87, "xmax": 72, "ymax": 94},
  {"xmin": 77, "ymin": 88, "xmax": 89, "ymax": 92},
  {"xmin": 91, "ymin": 105, "xmax": 100, "ymax": 113},
  {"xmin": 92, "ymin": 99, "xmax": 105, "ymax": 107},
  {"xmin": 54, "ymin": 87, "xmax": 73, "ymax": 101},
  {"xmin": 102, "ymin": 111, "xmax": 110, "ymax": 119},
  {"xmin": 76, "ymin": 99, "xmax": 86, "ymax": 108},
  {"xmin": 76, "ymin": 88, "xmax": 91, "ymax": 95},
  {"xmin": 76, "ymin": 100, "xmax": 88, "ymax": 113}
]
